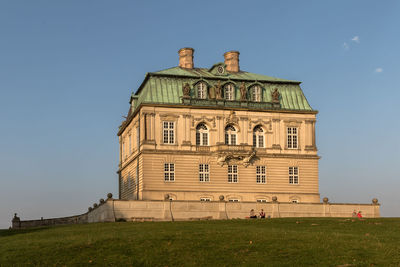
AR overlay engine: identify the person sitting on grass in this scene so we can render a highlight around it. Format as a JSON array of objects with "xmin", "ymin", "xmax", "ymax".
[
  {"xmin": 352, "ymin": 210, "xmax": 357, "ymax": 217},
  {"xmin": 250, "ymin": 209, "xmax": 257, "ymax": 219},
  {"xmin": 259, "ymin": 209, "xmax": 266, "ymax": 219},
  {"xmin": 357, "ymin": 211, "xmax": 363, "ymax": 219}
]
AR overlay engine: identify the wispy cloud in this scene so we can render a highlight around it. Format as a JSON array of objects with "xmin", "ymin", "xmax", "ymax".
[
  {"xmin": 375, "ymin": 68, "xmax": 383, "ymax": 73},
  {"xmin": 351, "ymin": 36, "xmax": 360, "ymax": 43},
  {"xmin": 343, "ymin": 42, "xmax": 349, "ymax": 50}
]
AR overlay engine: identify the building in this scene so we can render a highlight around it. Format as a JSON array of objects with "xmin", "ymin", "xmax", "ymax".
[
  {"xmin": 117, "ymin": 48, "xmax": 319, "ymax": 204},
  {"xmin": 10, "ymin": 48, "xmax": 381, "ymax": 229}
]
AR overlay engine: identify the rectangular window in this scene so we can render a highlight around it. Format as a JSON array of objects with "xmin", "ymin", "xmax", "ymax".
[
  {"xmin": 199, "ymin": 164, "xmax": 210, "ymax": 182},
  {"xmin": 289, "ymin": 166, "xmax": 299, "ymax": 184},
  {"xmin": 228, "ymin": 199, "xmax": 240, "ymax": 202},
  {"xmin": 129, "ymin": 134, "xmax": 132, "ymax": 154},
  {"xmin": 256, "ymin": 166, "xmax": 266, "ymax": 184},
  {"xmin": 136, "ymin": 127, "xmax": 140, "ymax": 149},
  {"xmin": 287, "ymin": 127, "xmax": 298, "ymax": 149},
  {"xmin": 252, "ymin": 86, "xmax": 261, "ymax": 102},
  {"xmin": 257, "ymin": 199, "xmax": 268, "ymax": 203},
  {"xmin": 122, "ymin": 141, "xmax": 125, "ymax": 160},
  {"xmin": 200, "ymin": 198, "xmax": 211, "ymax": 202},
  {"xmin": 164, "ymin": 163, "xmax": 175, "ymax": 182},
  {"xmin": 228, "ymin": 165, "xmax": 238, "ymax": 183},
  {"xmin": 163, "ymin": 121, "xmax": 175, "ymax": 144}
]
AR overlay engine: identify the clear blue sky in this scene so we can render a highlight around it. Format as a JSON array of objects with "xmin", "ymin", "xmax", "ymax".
[{"xmin": 0, "ymin": 0, "xmax": 399, "ymax": 228}]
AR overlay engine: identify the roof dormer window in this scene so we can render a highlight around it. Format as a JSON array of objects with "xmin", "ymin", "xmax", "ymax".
[
  {"xmin": 197, "ymin": 82, "xmax": 207, "ymax": 99},
  {"xmin": 224, "ymin": 84, "xmax": 234, "ymax": 101}
]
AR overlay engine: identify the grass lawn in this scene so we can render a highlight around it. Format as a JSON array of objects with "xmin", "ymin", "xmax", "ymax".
[{"xmin": 1, "ymin": 218, "xmax": 399, "ymax": 266}]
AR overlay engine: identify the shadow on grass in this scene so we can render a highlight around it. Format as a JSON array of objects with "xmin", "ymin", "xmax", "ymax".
[{"xmin": 0, "ymin": 227, "xmax": 51, "ymax": 238}]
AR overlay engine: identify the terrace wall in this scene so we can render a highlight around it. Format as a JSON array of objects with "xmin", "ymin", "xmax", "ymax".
[{"xmin": 12, "ymin": 199, "xmax": 380, "ymax": 229}]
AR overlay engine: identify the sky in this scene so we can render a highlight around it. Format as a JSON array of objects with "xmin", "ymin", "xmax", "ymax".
[{"xmin": 0, "ymin": 0, "xmax": 399, "ymax": 228}]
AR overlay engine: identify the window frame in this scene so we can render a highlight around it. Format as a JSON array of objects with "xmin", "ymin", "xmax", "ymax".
[
  {"xmin": 256, "ymin": 166, "xmax": 266, "ymax": 184},
  {"xmin": 228, "ymin": 165, "xmax": 238, "ymax": 183},
  {"xmin": 224, "ymin": 125, "xmax": 237, "ymax": 145},
  {"xmin": 163, "ymin": 121, "xmax": 175, "ymax": 144},
  {"xmin": 224, "ymin": 84, "xmax": 235, "ymax": 101},
  {"xmin": 164, "ymin": 163, "xmax": 175, "ymax": 182},
  {"xmin": 197, "ymin": 82, "xmax": 207, "ymax": 99},
  {"xmin": 196, "ymin": 123, "xmax": 209, "ymax": 146},
  {"xmin": 289, "ymin": 166, "xmax": 299, "ymax": 185},
  {"xmin": 251, "ymin": 85, "xmax": 261, "ymax": 102},
  {"xmin": 253, "ymin": 125, "xmax": 265, "ymax": 148},
  {"xmin": 199, "ymin": 164, "xmax": 210, "ymax": 182},
  {"xmin": 287, "ymin": 127, "xmax": 298, "ymax": 149}
]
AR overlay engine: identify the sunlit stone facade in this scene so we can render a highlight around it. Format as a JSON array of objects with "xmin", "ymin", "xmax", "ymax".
[{"xmin": 117, "ymin": 48, "xmax": 319, "ymax": 203}]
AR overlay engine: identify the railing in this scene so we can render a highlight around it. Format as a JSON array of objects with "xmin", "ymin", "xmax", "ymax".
[
  {"xmin": 183, "ymin": 98, "xmax": 280, "ymax": 110},
  {"xmin": 196, "ymin": 146, "xmax": 210, "ymax": 152},
  {"xmin": 215, "ymin": 144, "xmax": 254, "ymax": 153}
]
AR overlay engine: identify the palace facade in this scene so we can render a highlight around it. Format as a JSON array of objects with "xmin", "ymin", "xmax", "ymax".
[{"xmin": 117, "ymin": 48, "xmax": 319, "ymax": 203}]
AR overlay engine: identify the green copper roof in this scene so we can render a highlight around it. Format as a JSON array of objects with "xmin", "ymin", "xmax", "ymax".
[
  {"xmin": 153, "ymin": 66, "xmax": 300, "ymax": 83},
  {"xmin": 129, "ymin": 65, "xmax": 314, "ymax": 115}
]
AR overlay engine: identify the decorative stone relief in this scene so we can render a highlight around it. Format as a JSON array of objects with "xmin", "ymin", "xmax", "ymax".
[
  {"xmin": 192, "ymin": 116, "xmax": 216, "ymax": 128},
  {"xmin": 217, "ymin": 150, "xmax": 256, "ymax": 167},
  {"xmin": 226, "ymin": 111, "xmax": 239, "ymax": 125},
  {"xmin": 248, "ymin": 119, "xmax": 272, "ymax": 131}
]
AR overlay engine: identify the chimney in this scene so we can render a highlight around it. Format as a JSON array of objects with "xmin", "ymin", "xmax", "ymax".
[
  {"xmin": 178, "ymin": 47, "xmax": 194, "ymax": 69},
  {"xmin": 224, "ymin": 51, "xmax": 240, "ymax": 72}
]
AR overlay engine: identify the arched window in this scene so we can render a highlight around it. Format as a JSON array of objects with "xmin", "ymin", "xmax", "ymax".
[
  {"xmin": 224, "ymin": 84, "xmax": 234, "ymax": 100},
  {"xmin": 196, "ymin": 123, "xmax": 208, "ymax": 146},
  {"xmin": 251, "ymin": 85, "xmax": 261, "ymax": 102},
  {"xmin": 197, "ymin": 82, "xmax": 207, "ymax": 99},
  {"xmin": 225, "ymin": 125, "xmax": 237, "ymax": 145},
  {"xmin": 253, "ymin": 125, "xmax": 264, "ymax": 148}
]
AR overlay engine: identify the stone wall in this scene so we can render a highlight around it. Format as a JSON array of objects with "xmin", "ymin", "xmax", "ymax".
[
  {"xmin": 12, "ymin": 213, "xmax": 88, "ymax": 229},
  {"xmin": 88, "ymin": 199, "xmax": 380, "ymax": 223},
  {"xmin": 12, "ymin": 197, "xmax": 380, "ymax": 229}
]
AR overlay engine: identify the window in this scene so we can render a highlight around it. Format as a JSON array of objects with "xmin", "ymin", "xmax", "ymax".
[
  {"xmin": 197, "ymin": 82, "xmax": 207, "ymax": 99},
  {"xmin": 199, "ymin": 164, "xmax": 210, "ymax": 182},
  {"xmin": 251, "ymin": 85, "xmax": 261, "ymax": 102},
  {"xmin": 164, "ymin": 163, "xmax": 175, "ymax": 182},
  {"xmin": 121, "ymin": 141, "xmax": 125, "ymax": 160},
  {"xmin": 287, "ymin": 127, "xmax": 298, "ymax": 149},
  {"xmin": 163, "ymin": 121, "xmax": 175, "ymax": 144},
  {"xmin": 291, "ymin": 199, "xmax": 299, "ymax": 203},
  {"xmin": 200, "ymin": 197, "xmax": 211, "ymax": 202},
  {"xmin": 253, "ymin": 125, "xmax": 264, "ymax": 148},
  {"xmin": 225, "ymin": 125, "xmax": 237, "ymax": 145},
  {"xmin": 224, "ymin": 84, "xmax": 234, "ymax": 100},
  {"xmin": 289, "ymin": 167, "xmax": 299, "ymax": 184},
  {"xmin": 256, "ymin": 166, "xmax": 266, "ymax": 184},
  {"xmin": 228, "ymin": 165, "xmax": 238, "ymax": 183},
  {"xmin": 257, "ymin": 199, "xmax": 268, "ymax": 203},
  {"xmin": 129, "ymin": 134, "xmax": 132, "ymax": 154},
  {"xmin": 228, "ymin": 199, "xmax": 240, "ymax": 202},
  {"xmin": 136, "ymin": 127, "xmax": 140, "ymax": 149},
  {"xmin": 196, "ymin": 123, "xmax": 208, "ymax": 146}
]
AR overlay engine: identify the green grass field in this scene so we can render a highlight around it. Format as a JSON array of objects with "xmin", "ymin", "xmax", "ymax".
[{"xmin": 1, "ymin": 218, "xmax": 399, "ymax": 266}]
